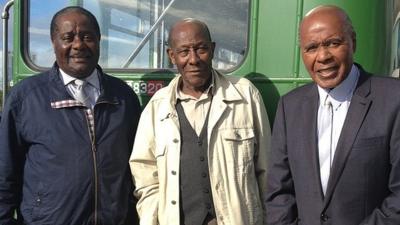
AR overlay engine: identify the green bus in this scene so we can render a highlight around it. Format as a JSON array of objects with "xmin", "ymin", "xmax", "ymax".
[{"xmin": 2, "ymin": 0, "xmax": 399, "ymax": 122}]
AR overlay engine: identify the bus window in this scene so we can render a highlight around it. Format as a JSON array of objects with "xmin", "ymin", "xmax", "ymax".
[{"xmin": 27, "ymin": 0, "xmax": 249, "ymax": 71}]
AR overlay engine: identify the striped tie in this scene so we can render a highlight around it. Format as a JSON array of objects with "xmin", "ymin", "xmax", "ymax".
[
  {"xmin": 319, "ymin": 95, "xmax": 333, "ymax": 195},
  {"xmin": 72, "ymin": 79, "xmax": 88, "ymax": 106}
]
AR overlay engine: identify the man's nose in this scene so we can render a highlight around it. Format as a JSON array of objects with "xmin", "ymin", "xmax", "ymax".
[
  {"xmin": 72, "ymin": 36, "xmax": 84, "ymax": 49},
  {"xmin": 188, "ymin": 49, "xmax": 200, "ymax": 64},
  {"xmin": 316, "ymin": 46, "xmax": 333, "ymax": 62}
]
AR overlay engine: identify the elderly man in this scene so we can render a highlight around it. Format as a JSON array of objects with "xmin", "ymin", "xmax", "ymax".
[
  {"xmin": 266, "ymin": 5, "xmax": 400, "ymax": 225},
  {"xmin": 0, "ymin": 6, "xmax": 140, "ymax": 225},
  {"xmin": 130, "ymin": 18, "xmax": 270, "ymax": 225}
]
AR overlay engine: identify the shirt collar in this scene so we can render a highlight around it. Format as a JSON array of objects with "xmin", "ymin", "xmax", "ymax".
[
  {"xmin": 59, "ymin": 68, "xmax": 100, "ymax": 90},
  {"xmin": 175, "ymin": 70, "xmax": 215, "ymax": 101},
  {"xmin": 317, "ymin": 64, "xmax": 360, "ymax": 109}
]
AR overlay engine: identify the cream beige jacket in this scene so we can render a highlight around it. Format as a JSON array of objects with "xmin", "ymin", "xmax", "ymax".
[{"xmin": 130, "ymin": 70, "xmax": 270, "ymax": 225}]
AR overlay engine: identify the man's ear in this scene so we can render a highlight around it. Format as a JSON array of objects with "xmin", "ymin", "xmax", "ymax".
[
  {"xmin": 351, "ymin": 32, "xmax": 357, "ymax": 53},
  {"xmin": 51, "ymin": 41, "xmax": 56, "ymax": 53},
  {"xmin": 210, "ymin": 42, "xmax": 216, "ymax": 59},
  {"xmin": 167, "ymin": 48, "xmax": 176, "ymax": 65}
]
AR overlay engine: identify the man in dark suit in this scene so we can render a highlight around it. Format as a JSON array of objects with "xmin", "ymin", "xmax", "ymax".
[{"xmin": 266, "ymin": 5, "xmax": 400, "ymax": 225}]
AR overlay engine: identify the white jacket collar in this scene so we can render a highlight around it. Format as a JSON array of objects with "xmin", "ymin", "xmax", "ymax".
[{"xmin": 155, "ymin": 69, "xmax": 243, "ymax": 121}]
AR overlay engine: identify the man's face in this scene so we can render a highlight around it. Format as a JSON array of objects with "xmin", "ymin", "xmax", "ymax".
[
  {"xmin": 167, "ymin": 22, "xmax": 215, "ymax": 91},
  {"xmin": 52, "ymin": 11, "xmax": 100, "ymax": 78},
  {"xmin": 300, "ymin": 10, "xmax": 355, "ymax": 89}
]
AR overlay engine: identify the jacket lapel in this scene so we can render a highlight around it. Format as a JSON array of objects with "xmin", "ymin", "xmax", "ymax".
[
  {"xmin": 323, "ymin": 70, "xmax": 372, "ymax": 209},
  {"xmin": 156, "ymin": 76, "xmax": 180, "ymax": 128},
  {"xmin": 207, "ymin": 97, "xmax": 228, "ymax": 133},
  {"xmin": 207, "ymin": 70, "xmax": 242, "ymax": 137},
  {"xmin": 302, "ymin": 84, "xmax": 325, "ymax": 199},
  {"xmin": 48, "ymin": 64, "xmax": 75, "ymax": 103}
]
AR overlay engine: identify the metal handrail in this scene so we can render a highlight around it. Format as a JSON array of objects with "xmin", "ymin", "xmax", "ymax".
[
  {"xmin": 122, "ymin": 0, "xmax": 176, "ymax": 68},
  {"xmin": 2, "ymin": 0, "xmax": 14, "ymax": 108}
]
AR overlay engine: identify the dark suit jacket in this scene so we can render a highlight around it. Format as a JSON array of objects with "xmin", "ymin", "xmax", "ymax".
[{"xmin": 266, "ymin": 65, "xmax": 400, "ymax": 225}]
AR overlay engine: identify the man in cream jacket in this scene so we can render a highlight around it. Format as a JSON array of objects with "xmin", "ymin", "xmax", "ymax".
[{"xmin": 130, "ymin": 18, "xmax": 270, "ymax": 225}]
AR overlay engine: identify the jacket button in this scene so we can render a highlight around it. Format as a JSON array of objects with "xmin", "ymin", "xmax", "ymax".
[
  {"xmin": 173, "ymin": 139, "xmax": 179, "ymax": 143},
  {"xmin": 171, "ymin": 200, "xmax": 176, "ymax": 205},
  {"xmin": 171, "ymin": 170, "xmax": 176, "ymax": 175},
  {"xmin": 234, "ymin": 131, "xmax": 241, "ymax": 138},
  {"xmin": 320, "ymin": 213, "xmax": 329, "ymax": 222}
]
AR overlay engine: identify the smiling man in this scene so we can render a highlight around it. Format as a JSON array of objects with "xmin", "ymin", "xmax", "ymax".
[
  {"xmin": 0, "ymin": 6, "xmax": 140, "ymax": 225},
  {"xmin": 266, "ymin": 5, "xmax": 400, "ymax": 225},
  {"xmin": 130, "ymin": 18, "xmax": 271, "ymax": 225}
]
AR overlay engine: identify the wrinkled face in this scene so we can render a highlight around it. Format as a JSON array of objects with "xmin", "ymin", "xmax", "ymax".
[
  {"xmin": 52, "ymin": 11, "xmax": 100, "ymax": 78},
  {"xmin": 167, "ymin": 22, "xmax": 215, "ymax": 91},
  {"xmin": 300, "ymin": 11, "xmax": 355, "ymax": 89}
]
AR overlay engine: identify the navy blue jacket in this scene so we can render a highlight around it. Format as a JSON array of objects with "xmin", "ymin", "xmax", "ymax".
[{"xmin": 0, "ymin": 64, "xmax": 140, "ymax": 225}]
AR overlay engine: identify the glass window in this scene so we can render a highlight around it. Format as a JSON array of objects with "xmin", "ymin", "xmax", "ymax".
[
  {"xmin": 27, "ymin": 0, "xmax": 250, "ymax": 71},
  {"xmin": 397, "ymin": 24, "xmax": 400, "ymax": 68},
  {"xmin": 392, "ymin": 11, "xmax": 400, "ymax": 77},
  {"xmin": 28, "ymin": 0, "xmax": 68, "ymax": 67}
]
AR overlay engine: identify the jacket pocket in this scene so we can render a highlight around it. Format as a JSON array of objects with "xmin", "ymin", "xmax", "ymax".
[
  {"xmin": 155, "ymin": 146, "xmax": 167, "ymax": 158},
  {"xmin": 31, "ymin": 182, "xmax": 45, "ymax": 222},
  {"xmin": 223, "ymin": 128, "xmax": 255, "ymax": 167}
]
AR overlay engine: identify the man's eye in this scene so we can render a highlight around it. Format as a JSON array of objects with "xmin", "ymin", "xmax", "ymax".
[
  {"xmin": 83, "ymin": 35, "xmax": 94, "ymax": 41},
  {"xmin": 62, "ymin": 36, "xmax": 73, "ymax": 42},
  {"xmin": 177, "ymin": 49, "xmax": 189, "ymax": 56},
  {"xmin": 328, "ymin": 41, "xmax": 341, "ymax": 47},
  {"xmin": 304, "ymin": 45, "xmax": 317, "ymax": 53},
  {"xmin": 196, "ymin": 47, "xmax": 209, "ymax": 54}
]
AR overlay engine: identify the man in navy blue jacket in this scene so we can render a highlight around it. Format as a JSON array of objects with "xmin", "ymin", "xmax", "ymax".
[{"xmin": 0, "ymin": 6, "xmax": 140, "ymax": 225}]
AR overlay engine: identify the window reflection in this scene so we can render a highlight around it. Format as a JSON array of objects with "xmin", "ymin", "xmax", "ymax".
[
  {"xmin": 28, "ymin": 0, "xmax": 249, "ymax": 70},
  {"xmin": 28, "ymin": 0, "xmax": 68, "ymax": 67}
]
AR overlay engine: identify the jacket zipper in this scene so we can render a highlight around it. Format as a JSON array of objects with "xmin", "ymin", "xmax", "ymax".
[
  {"xmin": 92, "ymin": 141, "xmax": 98, "ymax": 225},
  {"xmin": 84, "ymin": 108, "xmax": 98, "ymax": 225},
  {"xmin": 86, "ymin": 100, "xmax": 117, "ymax": 225}
]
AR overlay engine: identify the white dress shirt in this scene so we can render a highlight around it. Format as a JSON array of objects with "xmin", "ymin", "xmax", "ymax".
[
  {"xmin": 60, "ymin": 69, "xmax": 101, "ymax": 109},
  {"xmin": 175, "ymin": 72, "xmax": 215, "ymax": 136},
  {"xmin": 317, "ymin": 64, "xmax": 359, "ymax": 194}
]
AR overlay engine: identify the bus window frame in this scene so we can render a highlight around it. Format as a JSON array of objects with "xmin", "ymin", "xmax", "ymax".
[
  {"xmin": 392, "ymin": 11, "xmax": 400, "ymax": 77},
  {"xmin": 21, "ymin": 0, "xmax": 253, "ymax": 75}
]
